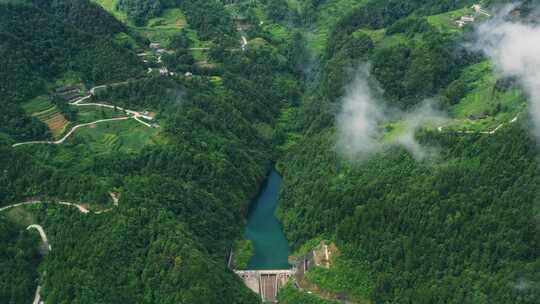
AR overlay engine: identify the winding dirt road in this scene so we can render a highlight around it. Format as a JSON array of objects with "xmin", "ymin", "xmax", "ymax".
[
  {"xmin": 89, "ymin": 81, "xmax": 130, "ymax": 95},
  {"xmin": 27, "ymin": 224, "xmax": 51, "ymax": 251},
  {"xmin": 0, "ymin": 201, "xmax": 91, "ymax": 214},
  {"xmin": 13, "ymin": 84, "xmax": 156, "ymax": 147},
  {"xmin": 26, "ymin": 225, "xmax": 49, "ymax": 304},
  {"xmin": 438, "ymin": 114, "xmax": 520, "ymax": 135},
  {"xmin": 70, "ymin": 90, "xmax": 154, "ymax": 121},
  {"xmin": 3, "ymin": 199, "xmax": 113, "ymax": 304},
  {"xmin": 32, "ymin": 285, "xmax": 43, "ymax": 304},
  {"xmin": 12, "ymin": 116, "xmax": 131, "ymax": 147}
]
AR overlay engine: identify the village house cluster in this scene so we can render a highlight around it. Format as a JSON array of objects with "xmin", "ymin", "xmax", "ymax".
[
  {"xmin": 138, "ymin": 42, "xmax": 181, "ymax": 77},
  {"xmin": 455, "ymin": 4, "xmax": 491, "ymax": 27}
]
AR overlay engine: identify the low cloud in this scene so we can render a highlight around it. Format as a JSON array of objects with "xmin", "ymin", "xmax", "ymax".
[
  {"xmin": 336, "ymin": 65, "xmax": 446, "ymax": 161},
  {"xmin": 474, "ymin": 4, "xmax": 540, "ymax": 138},
  {"xmin": 336, "ymin": 66, "xmax": 383, "ymax": 159},
  {"xmin": 396, "ymin": 102, "xmax": 447, "ymax": 160}
]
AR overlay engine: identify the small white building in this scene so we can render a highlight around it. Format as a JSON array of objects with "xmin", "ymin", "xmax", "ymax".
[
  {"xmin": 456, "ymin": 15, "xmax": 475, "ymax": 27},
  {"xmin": 150, "ymin": 43, "xmax": 160, "ymax": 49},
  {"xmin": 159, "ymin": 67, "xmax": 169, "ymax": 76},
  {"xmin": 472, "ymin": 4, "xmax": 491, "ymax": 16}
]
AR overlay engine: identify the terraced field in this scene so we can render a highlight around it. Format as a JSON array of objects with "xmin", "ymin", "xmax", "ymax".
[
  {"xmin": 101, "ymin": 133, "xmax": 121, "ymax": 151},
  {"xmin": 39, "ymin": 111, "xmax": 69, "ymax": 138},
  {"xmin": 23, "ymin": 97, "xmax": 70, "ymax": 139},
  {"xmin": 74, "ymin": 119, "xmax": 161, "ymax": 154},
  {"xmin": 22, "ymin": 97, "xmax": 51, "ymax": 113},
  {"xmin": 282, "ymin": 0, "xmax": 369, "ymax": 54}
]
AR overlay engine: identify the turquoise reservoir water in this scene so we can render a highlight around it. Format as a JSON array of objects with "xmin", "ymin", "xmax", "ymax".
[{"xmin": 245, "ymin": 169, "xmax": 290, "ymax": 270}]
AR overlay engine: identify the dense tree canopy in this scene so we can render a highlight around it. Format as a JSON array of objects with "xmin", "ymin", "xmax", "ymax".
[
  {"xmin": 0, "ymin": 216, "xmax": 41, "ymax": 304},
  {"xmin": 276, "ymin": 1, "xmax": 540, "ymax": 302},
  {"xmin": 2, "ymin": 0, "xmax": 540, "ymax": 303},
  {"xmin": 0, "ymin": 0, "xmax": 301, "ymax": 302}
]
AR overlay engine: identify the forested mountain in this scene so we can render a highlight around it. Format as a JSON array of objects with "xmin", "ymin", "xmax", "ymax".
[
  {"xmin": 1, "ymin": 0, "xmax": 540, "ymax": 303},
  {"xmin": 34, "ymin": 0, "xmax": 128, "ymax": 36},
  {"xmin": 0, "ymin": 215, "xmax": 41, "ymax": 304},
  {"xmin": 0, "ymin": 1, "xmax": 142, "ymax": 140},
  {"xmin": 276, "ymin": 0, "xmax": 540, "ymax": 303},
  {"xmin": 0, "ymin": 0, "xmax": 298, "ymax": 303},
  {"xmin": 34, "ymin": 207, "xmax": 259, "ymax": 303},
  {"xmin": 116, "ymin": 0, "xmax": 239, "ymax": 44}
]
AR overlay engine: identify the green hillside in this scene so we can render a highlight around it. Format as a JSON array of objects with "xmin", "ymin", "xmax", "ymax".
[
  {"xmin": 274, "ymin": 1, "xmax": 540, "ymax": 303},
  {"xmin": 0, "ymin": 0, "xmax": 300, "ymax": 303},
  {"xmin": 1, "ymin": 0, "xmax": 540, "ymax": 303},
  {"xmin": 0, "ymin": 0, "xmax": 143, "ymax": 141}
]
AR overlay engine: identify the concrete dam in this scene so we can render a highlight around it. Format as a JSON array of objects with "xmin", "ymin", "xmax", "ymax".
[{"xmin": 235, "ymin": 270, "xmax": 295, "ymax": 302}]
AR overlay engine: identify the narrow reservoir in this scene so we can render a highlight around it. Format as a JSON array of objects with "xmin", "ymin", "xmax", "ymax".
[{"xmin": 245, "ymin": 169, "xmax": 290, "ymax": 270}]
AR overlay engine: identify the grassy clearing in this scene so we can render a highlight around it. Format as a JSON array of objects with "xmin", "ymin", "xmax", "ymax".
[
  {"xmin": 266, "ymin": 23, "xmax": 291, "ymax": 42},
  {"xmin": 449, "ymin": 61, "xmax": 495, "ymax": 118},
  {"xmin": 72, "ymin": 119, "xmax": 161, "ymax": 154},
  {"xmin": 74, "ymin": 106, "xmax": 126, "ymax": 124},
  {"xmin": 147, "ymin": 8, "xmax": 186, "ymax": 29},
  {"xmin": 446, "ymin": 60, "xmax": 526, "ymax": 131},
  {"xmin": 291, "ymin": 237, "xmax": 326, "ymax": 257},
  {"xmin": 136, "ymin": 8, "xmax": 186, "ymax": 47},
  {"xmin": 427, "ymin": 7, "xmax": 472, "ymax": 33},
  {"xmin": 381, "ymin": 121, "xmax": 407, "ymax": 143},
  {"xmin": 92, "ymin": 0, "xmax": 128, "ymax": 22},
  {"xmin": 289, "ymin": 238, "xmax": 372, "ymax": 303},
  {"xmin": 304, "ymin": 0, "xmax": 368, "ymax": 54},
  {"xmin": 51, "ymin": 71, "xmax": 84, "ymax": 89},
  {"xmin": 305, "ymin": 257, "xmax": 373, "ymax": 303},
  {"xmin": 93, "ymin": 1, "xmax": 186, "ymax": 47},
  {"xmin": 447, "ymin": 99, "xmax": 525, "ymax": 132}
]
